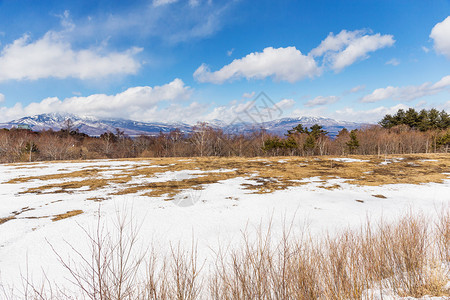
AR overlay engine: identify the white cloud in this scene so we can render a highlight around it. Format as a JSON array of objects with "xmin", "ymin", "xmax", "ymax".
[
  {"xmin": 189, "ymin": 0, "xmax": 200, "ymax": 7},
  {"xmin": 0, "ymin": 93, "xmax": 4, "ymax": 103},
  {"xmin": 360, "ymin": 75, "xmax": 450, "ymax": 103},
  {"xmin": 0, "ymin": 79, "xmax": 192, "ymax": 122},
  {"xmin": 304, "ymin": 95, "xmax": 339, "ymax": 107},
  {"xmin": 310, "ymin": 30, "xmax": 363, "ymax": 57},
  {"xmin": 331, "ymin": 104, "xmax": 409, "ymax": 123},
  {"xmin": 291, "ymin": 107, "xmax": 328, "ymax": 119},
  {"xmin": 0, "ymin": 31, "xmax": 142, "ymax": 81},
  {"xmin": 360, "ymin": 86, "xmax": 398, "ymax": 103},
  {"xmin": 194, "ymin": 46, "xmax": 320, "ymax": 83},
  {"xmin": 203, "ymin": 97, "xmax": 292, "ymax": 124},
  {"xmin": 194, "ymin": 28, "xmax": 394, "ymax": 84},
  {"xmin": 422, "ymin": 46, "xmax": 430, "ymax": 53},
  {"xmin": 227, "ymin": 48, "xmax": 234, "ymax": 56},
  {"xmin": 242, "ymin": 91, "xmax": 255, "ymax": 99},
  {"xmin": 153, "ymin": 0, "xmax": 179, "ymax": 7},
  {"xmin": 433, "ymin": 75, "xmax": 450, "ymax": 89},
  {"xmin": 430, "ymin": 16, "xmax": 450, "ymax": 59},
  {"xmin": 346, "ymin": 85, "xmax": 366, "ymax": 94},
  {"xmin": 444, "ymin": 101, "xmax": 450, "ymax": 111},
  {"xmin": 292, "ymin": 103, "xmax": 413, "ymax": 124},
  {"xmin": 310, "ymin": 30, "xmax": 395, "ymax": 71},
  {"xmin": 79, "ymin": 1, "xmax": 236, "ymax": 44},
  {"xmin": 385, "ymin": 58, "xmax": 400, "ymax": 66},
  {"xmin": 276, "ymin": 99, "xmax": 295, "ymax": 110}
]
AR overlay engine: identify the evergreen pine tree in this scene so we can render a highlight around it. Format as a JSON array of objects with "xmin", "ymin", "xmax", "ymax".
[{"xmin": 346, "ymin": 130, "xmax": 359, "ymax": 154}]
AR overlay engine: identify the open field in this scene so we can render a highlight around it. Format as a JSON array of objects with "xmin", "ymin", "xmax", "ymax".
[{"xmin": 0, "ymin": 154, "xmax": 449, "ymax": 298}]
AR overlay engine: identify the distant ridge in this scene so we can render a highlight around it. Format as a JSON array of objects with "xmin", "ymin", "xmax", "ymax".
[{"xmin": 0, "ymin": 113, "xmax": 369, "ymax": 137}]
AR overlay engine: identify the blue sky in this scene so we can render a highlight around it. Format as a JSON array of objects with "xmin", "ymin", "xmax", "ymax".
[{"xmin": 0, "ymin": 0, "xmax": 449, "ymax": 124}]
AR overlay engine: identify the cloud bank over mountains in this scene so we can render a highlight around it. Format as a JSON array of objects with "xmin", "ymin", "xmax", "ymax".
[{"xmin": 0, "ymin": 79, "xmax": 194, "ymax": 123}]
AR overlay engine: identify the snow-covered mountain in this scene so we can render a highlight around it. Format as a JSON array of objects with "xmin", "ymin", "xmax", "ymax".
[
  {"xmin": 0, "ymin": 113, "xmax": 369, "ymax": 137},
  {"xmin": 0, "ymin": 113, "xmax": 192, "ymax": 137},
  {"xmin": 259, "ymin": 116, "xmax": 365, "ymax": 136}
]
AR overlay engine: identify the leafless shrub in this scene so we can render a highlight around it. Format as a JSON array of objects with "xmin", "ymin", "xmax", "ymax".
[
  {"xmin": 435, "ymin": 206, "xmax": 450, "ymax": 263},
  {"xmin": 3, "ymin": 210, "xmax": 449, "ymax": 299}
]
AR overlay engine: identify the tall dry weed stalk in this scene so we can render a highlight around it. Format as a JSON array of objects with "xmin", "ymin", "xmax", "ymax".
[{"xmin": 2, "ymin": 208, "xmax": 449, "ymax": 299}]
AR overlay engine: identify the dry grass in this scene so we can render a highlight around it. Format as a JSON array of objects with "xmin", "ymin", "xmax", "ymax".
[
  {"xmin": 436, "ymin": 208, "xmax": 450, "ymax": 263},
  {"xmin": 0, "ymin": 206, "xmax": 36, "ymax": 225},
  {"xmin": 0, "ymin": 207, "xmax": 84, "ymax": 225},
  {"xmin": 6, "ymin": 168, "xmax": 102, "ymax": 184},
  {"xmin": 211, "ymin": 211, "xmax": 450, "ymax": 300},
  {"xmin": 0, "ymin": 215, "xmax": 16, "ymax": 225},
  {"xmin": 51, "ymin": 210, "xmax": 83, "ymax": 221},
  {"xmin": 6, "ymin": 154, "xmax": 450, "ymax": 199},
  {"xmin": 86, "ymin": 196, "xmax": 109, "ymax": 202},
  {"xmin": 6, "ymin": 209, "xmax": 449, "ymax": 299}
]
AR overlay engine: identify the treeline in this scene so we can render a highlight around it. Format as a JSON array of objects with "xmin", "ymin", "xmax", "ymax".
[
  {"xmin": 379, "ymin": 108, "xmax": 450, "ymax": 130},
  {"xmin": 0, "ymin": 109, "xmax": 449, "ymax": 163}
]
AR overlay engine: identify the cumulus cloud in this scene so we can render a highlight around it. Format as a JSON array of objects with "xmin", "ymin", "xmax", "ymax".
[
  {"xmin": 0, "ymin": 31, "xmax": 142, "ymax": 81},
  {"xmin": 304, "ymin": 95, "xmax": 339, "ymax": 107},
  {"xmin": 430, "ymin": 16, "xmax": 450, "ymax": 59},
  {"xmin": 360, "ymin": 86, "xmax": 398, "ymax": 103},
  {"xmin": 310, "ymin": 29, "xmax": 395, "ymax": 71},
  {"xmin": 0, "ymin": 79, "xmax": 192, "ymax": 122},
  {"xmin": 360, "ymin": 75, "xmax": 450, "ymax": 103},
  {"xmin": 194, "ymin": 47, "xmax": 320, "ymax": 83},
  {"xmin": 276, "ymin": 99, "xmax": 295, "ymax": 110}
]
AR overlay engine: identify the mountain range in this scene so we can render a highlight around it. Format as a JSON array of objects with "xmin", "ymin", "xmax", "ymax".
[{"xmin": 0, "ymin": 113, "xmax": 368, "ymax": 138}]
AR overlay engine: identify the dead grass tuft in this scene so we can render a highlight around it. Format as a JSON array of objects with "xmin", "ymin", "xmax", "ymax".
[
  {"xmin": 1, "ymin": 206, "xmax": 36, "ymax": 225},
  {"xmin": 86, "ymin": 196, "xmax": 109, "ymax": 202},
  {"xmin": 51, "ymin": 210, "xmax": 83, "ymax": 221},
  {"xmin": 372, "ymin": 194, "xmax": 387, "ymax": 199},
  {"xmin": 0, "ymin": 215, "xmax": 16, "ymax": 225}
]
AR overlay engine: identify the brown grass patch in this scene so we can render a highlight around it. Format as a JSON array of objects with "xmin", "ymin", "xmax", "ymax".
[
  {"xmin": 115, "ymin": 171, "xmax": 238, "ymax": 198},
  {"xmin": 317, "ymin": 183, "xmax": 341, "ymax": 190},
  {"xmin": 372, "ymin": 194, "xmax": 387, "ymax": 199},
  {"xmin": 20, "ymin": 178, "xmax": 110, "ymax": 194},
  {"xmin": 51, "ymin": 210, "xmax": 83, "ymax": 221},
  {"xmin": 1, "ymin": 206, "xmax": 37, "ymax": 225},
  {"xmin": 86, "ymin": 197, "xmax": 109, "ymax": 202},
  {"xmin": 0, "ymin": 215, "xmax": 16, "ymax": 225},
  {"xmin": 7, "ymin": 154, "xmax": 450, "ymax": 199}
]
